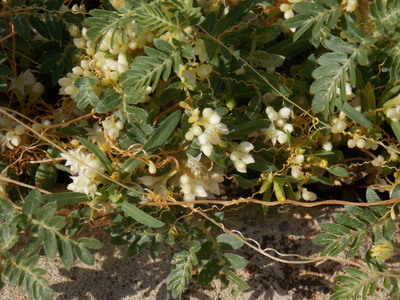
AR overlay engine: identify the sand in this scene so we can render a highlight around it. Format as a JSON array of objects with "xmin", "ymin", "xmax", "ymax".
[{"xmin": 0, "ymin": 205, "xmax": 392, "ymax": 299}]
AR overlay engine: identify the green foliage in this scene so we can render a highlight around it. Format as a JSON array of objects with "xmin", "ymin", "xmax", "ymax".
[
  {"xmin": 330, "ymin": 267, "xmax": 378, "ymax": 300},
  {"xmin": 166, "ymin": 241, "xmax": 200, "ymax": 298},
  {"xmin": 2, "ymin": 251, "xmax": 53, "ymax": 300},
  {"xmin": 315, "ymin": 188, "xmax": 398, "ymax": 298},
  {"xmin": 119, "ymin": 38, "xmax": 181, "ymax": 103},
  {"xmin": 1, "ymin": 0, "xmax": 400, "ymax": 299},
  {"xmin": 283, "ymin": 0, "xmax": 341, "ymax": 46}
]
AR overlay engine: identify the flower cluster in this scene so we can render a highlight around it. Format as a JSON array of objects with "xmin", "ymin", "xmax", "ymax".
[
  {"xmin": 102, "ymin": 119, "xmax": 124, "ymax": 139},
  {"xmin": 180, "ymin": 39, "xmax": 213, "ymax": 85},
  {"xmin": 290, "ymin": 150, "xmax": 305, "ymax": 179},
  {"xmin": 61, "ymin": 147, "xmax": 104, "ymax": 197},
  {"xmin": 386, "ymin": 104, "xmax": 400, "ymax": 122},
  {"xmin": 347, "ymin": 133, "xmax": 378, "ymax": 150},
  {"xmin": 185, "ymin": 108, "xmax": 229, "ymax": 157},
  {"xmin": 8, "ymin": 69, "xmax": 44, "ymax": 101},
  {"xmin": 59, "ymin": 17, "xmax": 155, "ymax": 98},
  {"xmin": 263, "ymin": 106, "xmax": 294, "ymax": 145},
  {"xmin": 370, "ymin": 239, "xmax": 395, "ymax": 261},
  {"xmin": 230, "ymin": 142, "xmax": 255, "ymax": 173},
  {"xmin": 0, "ymin": 113, "xmax": 27, "ymax": 151},
  {"xmin": 330, "ymin": 111, "xmax": 347, "ymax": 134},
  {"xmin": 180, "ymin": 154, "xmax": 224, "ymax": 201}
]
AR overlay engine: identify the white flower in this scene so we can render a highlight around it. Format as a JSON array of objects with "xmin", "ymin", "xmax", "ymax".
[
  {"xmin": 102, "ymin": 119, "xmax": 124, "ymax": 139},
  {"xmin": 62, "ymin": 147, "xmax": 104, "ymax": 197},
  {"xmin": 386, "ymin": 105, "xmax": 400, "ymax": 122},
  {"xmin": 68, "ymin": 174, "xmax": 99, "ymax": 197},
  {"xmin": 186, "ymin": 153, "xmax": 204, "ymax": 178},
  {"xmin": 61, "ymin": 147, "xmax": 88, "ymax": 175},
  {"xmin": 371, "ymin": 155, "xmax": 385, "ymax": 167},
  {"xmin": 180, "ymin": 174, "xmax": 208, "ymax": 201},
  {"xmin": 345, "ymin": 0, "xmax": 358, "ymax": 13},
  {"xmin": 302, "ymin": 188, "xmax": 317, "ymax": 201},
  {"xmin": 291, "ymin": 166, "xmax": 302, "ymax": 179},
  {"xmin": 336, "ymin": 82, "xmax": 355, "ymax": 100},
  {"xmin": 263, "ymin": 122, "xmax": 287, "ymax": 145},
  {"xmin": 185, "ymin": 108, "xmax": 229, "ymax": 157},
  {"xmin": 139, "ymin": 171, "xmax": 175, "ymax": 197},
  {"xmin": 230, "ymin": 142, "xmax": 255, "ymax": 173},
  {"xmin": 179, "ymin": 169, "xmax": 223, "ymax": 202}
]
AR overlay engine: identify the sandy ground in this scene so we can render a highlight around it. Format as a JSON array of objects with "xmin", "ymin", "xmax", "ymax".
[{"xmin": 0, "ymin": 205, "xmax": 392, "ymax": 300}]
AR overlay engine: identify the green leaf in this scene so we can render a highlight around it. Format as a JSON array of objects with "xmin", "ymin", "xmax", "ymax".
[
  {"xmin": 345, "ymin": 206, "xmax": 378, "ymax": 223},
  {"xmin": 327, "ymin": 166, "xmax": 349, "ymax": 177},
  {"xmin": 0, "ymin": 196, "xmax": 16, "ymax": 222},
  {"xmin": 247, "ymin": 154, "xmax": 277, "ymax": 172},
  {"xmin": 198, "ymin": 258, "xmax": 222, "ymax": 286},
  {"xmin": 74, "ymin": 245, "xmax": 94, "ymax": 265},
  {"xmin": 46, "ymin": 0, "xmax": 64, "ymax": 11},
  {"xmin": 223, "ymin": 253, "xmax": 248, "ymax": 270},
  {"xmin": 0, "ymin": 77, "xmax": 6, "ymax": 92},
  {"xmin": 127, "ymin": 235, "xmax": 149, "ymax": 257},
  {"xmin": 120, "ymin": 157, "xmax": 141, "ymax": 173},
  {"xmin": 226, "ymin": 270, "xmax": 250, "ymax": 291},
  {"xmin": 313, "ymin": 233, "xmax": 337, "ymax": 245},
  {"xmin": 41, "ymin": 192, "xmax": 88, "ymax": 207},
  {"xmin": 383, "ymin": 219, "xmax": 394, "ymax": 241},
  {"xmin": 317, "ymin": 53, "xmax": 348, "ymax": 65},
  {"xmin": 43, "ymin": 230, "xmax": 57, "ymax": 260},
  {"xmin": 196, "ymin": 241, "xmax": 213, "ymax": 263},
  {"xmin": 333, "ymin": 214, "xmax": 365, "ymax": 230},
  {"xmin": 213, "ymin": 0, "xmax": 255, "ymax": 36},
  {"xmin": 293, "ymin": 2, "xmax": 325, "ymax": 14},
  {"xmin": 251, "ymin": 51, "xmax": 285, "ymax": 68},
  {"xmin": 283, "ymin": 14, "xmax": 312, "ymax": 29},
  {"xmin": 366, "ymin": 188, "xmax": 387, "ymax": 217},
  {"xmin": 12, "ymin": 14, "xmax": 31, "ymax": 40},
  {"xmin": 120, "ymin": 201, "xmax": 165, "ymax": 228},
  {"xmin": 349, "ymin": 232, "xmax": 365, "ymax": 258},
  {"xmin": 119, "ymin": 39, "xmax": 180, "ymax": 100},
  {"xmin": 230, "ymin": 119, "xmax": 270, "ymax": 137},
  {"xmin": 77, "ymin": 237, "xmax": 103, "ymax": 249},
  {"xmin": 231, "ymin": 174, "xmax": 257, "ymax": 189},
  {"xmin": 322, "ymin": 35, "xmax": 357, "ymax": 54},
  {"xmin": 35, "ymin": 163, "xmax": 58, "ymax": 189},
  {"xmin": 61, "ymin": 11, "xmax": 85, "ymax": 24},
  {"xmin": 125, "ymin": 106, "xmax": 148, "ymax": 122},
  {"xmin": 78, "ymin": 137, "xmax": 113, "ymax": 174},
  {"xmin": 30, "ymin": 15, "xmax": 52, "ymax": 40},
  {"xmin": 96, "ymin": 87, "xmax": 122, "ymax": 113},
  {"xmin": 217, "ymin": 233, "xmax": 244, "ymax": 250},
  {"xmin": 0, "ymin": 223, "xmax": 18, "ymax": 252},
  {"xmin": 36, "ymin": 198, "xmax": 57, "ymax": 221},
  {"xmin": 22, "ymin": 188, "xmax": 42, "ymax": 216},
  {"xmin": 320, "ymin": 223, "xmax": 351, "ymax": 235},
  {"xmin": 343, "ymin": 267, "xmax": 368, "ymax": 280},
  {"xmin": 150, "ymin": 233, "xmax": 163, "ymax": 259},
  {"xmin": 45, "ymin": 16, "xmax": 62, "ymax": 41},
  {"xmin": 143, "ymin": 110, "xmax": 181, "ymax": 151},
  {"xmin": 58, "ymin": 238, "xmax": 74, "ymax": 270},
  {"xmin": 253, "ymin": 26, "xmax": 281, "ymax": 44},
  {"xmin": 48, "ymin": 216, "xmax": 66, "ymax": 230},
  {"xmin": 73, "ymin": 77, "xmax": 100, "ymax": 110},
  {"xmin": 335, "ymin": 99, "xmax": 373, "ymax": 129}
]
